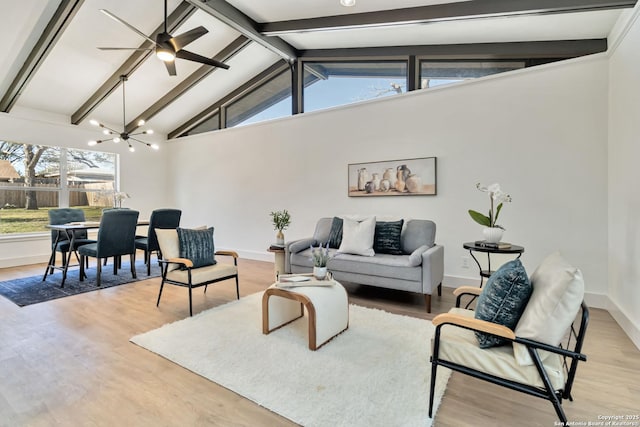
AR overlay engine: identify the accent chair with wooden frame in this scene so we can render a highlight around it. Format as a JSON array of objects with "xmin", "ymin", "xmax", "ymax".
[
  {"xmin": 428, "ymin": 253, "xmax": 589, "ymax": 426},
  {"xmin": 155, "ymin": 228, "xmax": 239, "ymax": 316}
]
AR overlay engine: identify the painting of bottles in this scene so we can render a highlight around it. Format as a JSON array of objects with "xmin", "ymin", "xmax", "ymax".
[{"xmin": 348, "ymin": 157, "xmax": 437, "ymax": 197}]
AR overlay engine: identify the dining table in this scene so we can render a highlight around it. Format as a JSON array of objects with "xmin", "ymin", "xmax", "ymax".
[{"xmin": 44, "ymin": 220, "xmax": 149, "ymax": 287}]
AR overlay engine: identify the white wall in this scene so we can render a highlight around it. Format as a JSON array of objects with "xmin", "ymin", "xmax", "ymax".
[
  {"xmin": 167, "ymin": 55, "xmax": 610, "ymax": 306},
  {"xmin": 0, "ymin": 112, "xmax": 172, "ymax": 267},
  {"xmin": 608, "ymin": 10, "xmax": 640, "ymax": 347}
]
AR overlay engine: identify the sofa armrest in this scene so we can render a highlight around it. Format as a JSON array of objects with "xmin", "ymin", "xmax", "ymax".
[
  {"xmin": 284, "ymin": 238, "xmax": 317, "ymax": 273},
  {"xmin": 421, "ymin": 244, "xmax": 444, "ymax": 295}
]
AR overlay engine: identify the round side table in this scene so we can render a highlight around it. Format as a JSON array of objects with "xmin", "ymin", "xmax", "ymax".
[
  {"xmin": 463, "ymin": 242, "xmax": 525, "ymax": 287},
  {"xmin": 267, "ymin": 246, "xmax": 286, "ymax": 278}
]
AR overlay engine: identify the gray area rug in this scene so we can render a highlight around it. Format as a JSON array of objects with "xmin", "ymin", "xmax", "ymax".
[
  {"xmin": 131, "ymin": 292, "xmax": 451, "ymax": 427},
  {"xmin": 0, "ymin": 260, "xmax": 160, "ymax": 307}
]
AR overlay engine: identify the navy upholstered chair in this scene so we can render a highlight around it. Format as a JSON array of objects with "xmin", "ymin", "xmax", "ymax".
[
  {"xmin": 78, "ymin": 209, "xmax": 140, "ymax": 286},
  {"xmin": 43, "ymin": 208, "xmax": 96, "ymax": 286},
  {"xmin": 135, "ymin": 208, "xmax": 182, "ymax": 276}
]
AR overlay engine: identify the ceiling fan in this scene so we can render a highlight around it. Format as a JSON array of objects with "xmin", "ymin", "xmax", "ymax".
[{"xmin": 98, "ymin": 0, "xmax": 230, "ymax": 76}]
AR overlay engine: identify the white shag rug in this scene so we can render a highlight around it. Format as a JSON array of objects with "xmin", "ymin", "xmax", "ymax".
[{"xmin": 131, "ymin": 293, "xmax": 451, "ymax": 427}]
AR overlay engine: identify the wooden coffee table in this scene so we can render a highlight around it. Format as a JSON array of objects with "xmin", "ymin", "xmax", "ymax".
[{"xmin": 262, "ymin": 275, "xmax": 349, "ymax": 350}]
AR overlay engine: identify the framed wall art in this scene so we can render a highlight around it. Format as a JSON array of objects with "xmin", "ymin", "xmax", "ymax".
[{"xmin": 348, "ymin": 157, "xmax": 437, "ymax": 197}]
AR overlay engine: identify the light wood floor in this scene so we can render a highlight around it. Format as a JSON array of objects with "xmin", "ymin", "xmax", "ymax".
[{"xmin": 0, "ymin": 257, "xmax": 638, "ymax": 426}]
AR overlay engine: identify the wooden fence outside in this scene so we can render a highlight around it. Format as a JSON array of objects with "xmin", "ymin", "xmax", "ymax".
[{"xmin": 0, "ymin": 182, "xmax": 114, "ymax": 208}]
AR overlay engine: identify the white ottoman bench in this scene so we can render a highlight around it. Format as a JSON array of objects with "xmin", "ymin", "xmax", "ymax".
[{"xmin": 262, "ymin": 276, "xmax": 349, "ymax": 350}]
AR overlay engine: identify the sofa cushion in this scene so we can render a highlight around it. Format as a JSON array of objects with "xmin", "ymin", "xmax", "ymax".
[
  {"xmin": 337, "ymin": 217, "xmax": 376, "ymax": 257},
  {"xmin": 328, "ymin": 253, "xmax": 422, "ymax": 282},
  {"xmin": 474, "ymin": 259, "xmax": 532, "ymax": 348},
  {"xmin": 373, "ymin": 220, "xmax": 404, "ymax": 255},
  {"xmin": 327, "ymin": 217, "xmax": 343, "ymax": 248},
  {"xmin": 513, "ymin": 252, "xmax": 585, "ymax": 366},
  {"xmin": 177, "ymin": 227, "xmax": 216, "ymax": 269},
  {"xmin": 290, "ymin": 247, "xmax": 340, "ymax": 269},
  {"xmin": 312, "ymin": 218, "xmax": 334, "ymax": 243},
  {"xmin": 401, "ymin": 220, "xmax": 436, "ymax": 254}
]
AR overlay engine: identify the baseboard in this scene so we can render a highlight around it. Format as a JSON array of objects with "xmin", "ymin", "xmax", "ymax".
[
  {"xmin": 607, "ymin": 298, "xmax": 640, "ymax": 351},
  {"xmin": 0, "ymin": 253, "xmax": 50, "ymax": 269},
  {"xmin": 443, "ymin": 274, "xmax": 481, "ymax": 288}
]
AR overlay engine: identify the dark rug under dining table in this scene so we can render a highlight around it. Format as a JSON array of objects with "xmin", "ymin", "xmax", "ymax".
[{"xmin": 0, "ymin": 260, "xmax": 161, "ymax": 307}]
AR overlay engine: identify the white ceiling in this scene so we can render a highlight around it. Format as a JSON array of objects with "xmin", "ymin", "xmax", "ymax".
[{"xmin": 0, "ymin": 0, "xmax": 633, "ymax": 141}]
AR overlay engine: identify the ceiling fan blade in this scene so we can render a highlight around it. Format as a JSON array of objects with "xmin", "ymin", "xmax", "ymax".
[
  {"xmin": 164, "ymin": 60, "xmax": 177, "ymax": 76},
  {"xmin": 100, "ymin": 9, "xmax": 156, "ymax": 45},
  {"xmin": 176, "ymin": 50, "xmax": 230, "ymax": 70},
  {"xmin": 98, "ymin": 47, "xmax": 153, "ymax": 51},
  {"xmin": 169, "ymin": 26, "xmax": 208, "ymax": 51}
]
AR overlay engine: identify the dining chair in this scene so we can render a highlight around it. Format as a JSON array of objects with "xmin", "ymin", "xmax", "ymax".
[
  {"xmin": 43, "ymin": 208, "xmax": 96, "ymax": 286},
  {"xmin": 78, "ymin": 209, "xmax": 139, "ymax": 286},
  {"xmin": 135, "ymin": 208, "xmax": 182, "ymax": 276}
]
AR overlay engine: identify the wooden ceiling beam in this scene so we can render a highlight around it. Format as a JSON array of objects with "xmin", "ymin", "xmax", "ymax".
[
  {"xmin": 185, "ymin": 0, "xmax": 298, "ymax": 62},
  {"xmin": 0, "ymin": 0, "xmax": 84, "ymax": 113},
  {"xmin": 260, "ymin": 0, "xmax": 637, "ymax": 34}
]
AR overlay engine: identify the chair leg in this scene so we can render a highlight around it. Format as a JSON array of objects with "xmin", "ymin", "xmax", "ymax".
[
  {"xmin": 79, "ymin": 255, "xmax": 85, "ymax": 282},
  {"xmin": 235, "ymin": 276, "xmax": 240, "ymax": 299},
  {"xmin": 146, "ymin": 250, "xmax": 151, "ymax": 276},
  {"xmin": 188, "ymin": 285, "xmax": 193, "ymax": 317},
  {"xmin": 96, "ymin": 259, "xmax": 102, "ymax": 287},
  {"xmin": 156, "ymin": 280, "xmax": 165, "ymax": 307},
  {"xmin": 130, "ymin": 254, "xmax": 136, "ymax": 279},
  {"xmin": 428, "ymin": 358, "xmax": 438, "ymax": 417}
]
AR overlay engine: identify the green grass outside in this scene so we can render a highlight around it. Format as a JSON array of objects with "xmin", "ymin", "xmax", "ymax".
[{"xmin": 0, "ymin": 206, "xmax": 106, "ymax": 234}]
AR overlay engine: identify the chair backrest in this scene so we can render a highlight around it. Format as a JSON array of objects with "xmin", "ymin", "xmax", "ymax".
[
  {"xmin": 48, "ymin": 208, "xmax": 87, "ymax": 244},
  {"xmin": 148, "ymin": 209, "xmax": 182, "ymax": 252},
  {"xmin": 95, "ymin": 209, "xmax": 140, "ymax": 258}
]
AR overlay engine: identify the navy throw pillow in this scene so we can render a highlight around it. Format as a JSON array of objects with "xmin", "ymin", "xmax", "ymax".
[
  {"xmin": 474, "ymin": 259, "xmax": 532, "ymax": 348},
  {"xmin": 373, "ymin": 220, "xmax": 404, "ymax": 255},
  {"xmin": 327, "ymin": 217, "xmax": 343, "ymax": 249},
  {"xmin": 177, "ymin": 227, "xmax": 216, "ymax": 269}
]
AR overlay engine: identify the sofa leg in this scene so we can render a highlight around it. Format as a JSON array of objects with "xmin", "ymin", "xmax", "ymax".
[
  {"xmin": 438, "ymin": 283, "xmax": 442, "ymax": 297},
  {"xmin": 424, "ymin": 294, "xmax": 432, "ymax": 313}
]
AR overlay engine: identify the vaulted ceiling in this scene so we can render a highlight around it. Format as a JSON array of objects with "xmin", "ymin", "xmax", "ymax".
[{"xmin": 0, "ymin": 0, "xmax": 635, "ymax": 142}]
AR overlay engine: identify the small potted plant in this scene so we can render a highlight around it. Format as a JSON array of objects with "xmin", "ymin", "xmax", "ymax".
[
  {"xmin": 270, "ymin": 209, "xmax": 291, "ymax": 246},
  {"xmin": 310, "ymin": 243, "xmax": 330, "ymax": 280}
]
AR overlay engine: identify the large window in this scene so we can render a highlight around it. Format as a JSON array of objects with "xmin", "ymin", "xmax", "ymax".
[
  {"xmin": 303, "ymin": 61, "xmax": 407, "ymax": 113},
  {"xmin": 420, "ymin": 61, "xmax": 524, "ymax": 89},
  {"xmin": 0, "ymin": 140, "xmax": 117, "ymax": 235},
  {"xmin": 226, "ymin": 70, "xmax": 292, "ymax": 128}
]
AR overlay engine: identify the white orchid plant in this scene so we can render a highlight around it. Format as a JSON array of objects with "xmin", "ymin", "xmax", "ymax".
[{"xmin": 468, "ymin": 183, "xmax": 512, "ymax": 229}]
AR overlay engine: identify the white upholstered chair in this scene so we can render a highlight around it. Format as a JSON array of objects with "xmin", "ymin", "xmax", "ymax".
[
  {"xmin": 428, "ymin": 252, "xmax": 589, "ymax": 425},
  {"xmin": 155, "ymin": 228, "xmax": 239, "ymax": 316}
]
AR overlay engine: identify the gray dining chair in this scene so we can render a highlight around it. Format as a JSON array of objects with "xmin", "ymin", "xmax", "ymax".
[
  {"xmin": 135, "ymin": 208, "xmax": 182, "ymax": 276},
  {"xmin": 43, "ymin": 208, "xmax": 96, "ymax": 287},
  {"xmin": 78, "ymin": 209, "xmax": 139, "ymax": 286}
]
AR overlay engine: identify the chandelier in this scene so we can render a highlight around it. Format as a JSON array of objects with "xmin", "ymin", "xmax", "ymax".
[{"xmin": 88, "ymin": 75, "xmax": 159, "ymax": 152}]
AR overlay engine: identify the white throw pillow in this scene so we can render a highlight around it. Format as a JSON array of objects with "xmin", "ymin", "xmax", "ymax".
[
  {"xmin": 337, "ymin": 217, "xmax": 376, "ymax": 257},
  {"xmin": 513, "ymin": 251, "xmax": 585, "ymax": 366}
]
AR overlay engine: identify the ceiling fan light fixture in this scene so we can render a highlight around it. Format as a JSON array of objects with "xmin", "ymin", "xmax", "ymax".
[
  {"xmin": 156, "ymin": 47, "xmax": 175, "ymax": 62},
  {"xmin": 113, "ymin": 137, "xmax": 121, "ymax": 143},
  {"xmin": 340, "ymin": 0, "xmax": 356, "ymax": 7},
  {"xmin": 144, "ymin": 129, "xmax": 154, "ymax": 135},
  {"xmin": 89, "ymin": 119, "xmax": 100, "ymax": 126},
  {"xmin": 151, "ymin": 144, "xmax": 160, "ymax": 150},
  {"xmin": 129, "ymin": 145, "xmax": 135, "ymax": 153},
  {"xmin": 137, "ymin": 119, "xmax": 146, "ymax": 126},
  {"xmin": 102, "ymin": 129, "xmax": 110, "ymax": 135},
  {"xmin": 88, "ymin": 140, "xmax": 98, "ymax": 146}
]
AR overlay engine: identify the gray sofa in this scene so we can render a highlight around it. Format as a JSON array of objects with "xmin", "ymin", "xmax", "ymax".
[{"xmin": 285, "ymin": 217, "xmax": 444, "ymax": 312}]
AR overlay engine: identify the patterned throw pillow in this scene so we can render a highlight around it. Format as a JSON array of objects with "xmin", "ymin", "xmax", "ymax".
[
  {"xmin": 474, "ymin": 259, "xmax": 532, "ymax": 348},
  {"xmin": 177, "ymin": 227, "xmax": 216, "ymax": 269},
  {"xmin": 373, "ymin": 220, "xmax": 404, "ymax": 255},
  {"xmin": 327, "ymin": 217, "xmax": 343, "ymax": 249}
]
